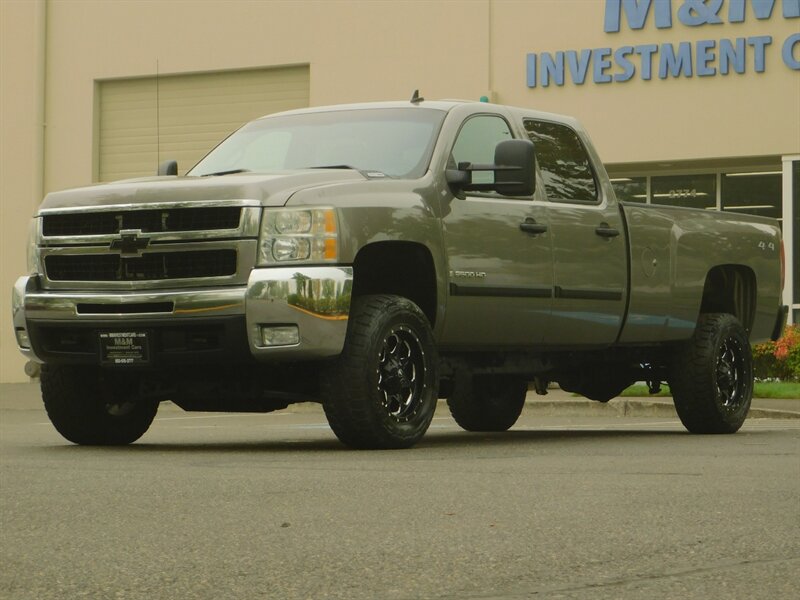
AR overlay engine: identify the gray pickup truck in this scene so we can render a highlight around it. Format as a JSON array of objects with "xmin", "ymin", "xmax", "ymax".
[{"xmin": 12, "ymin": 98, "xmax": 788, "ymax": 449}]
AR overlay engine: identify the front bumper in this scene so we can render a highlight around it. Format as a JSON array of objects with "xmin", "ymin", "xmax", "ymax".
[{"xmin": 12, "ymin": 266, "xmax": 352, "ymax": 365}]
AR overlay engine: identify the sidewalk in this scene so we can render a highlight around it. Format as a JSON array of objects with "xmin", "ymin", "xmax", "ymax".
[{"xmin": 2, "ymin": 381, "xmax": 798, "ymax": 419}]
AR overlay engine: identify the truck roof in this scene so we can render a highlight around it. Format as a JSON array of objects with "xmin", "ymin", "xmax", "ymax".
[{"xmin": 257, "ymin": 100, "xmax": 579, "ymax": 129}]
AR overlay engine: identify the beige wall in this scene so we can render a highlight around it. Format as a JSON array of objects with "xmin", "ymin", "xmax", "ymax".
[
  {"xmin": 1, "ymin": 0, "xmax": 798, "ymax": 382},
  {"xmin": 493, "ymin": 0, "xmax": 800, "ymax": 164},
  {"xmin": 1, "ymin": 0, "xmax": 44, "ymax": 383}
]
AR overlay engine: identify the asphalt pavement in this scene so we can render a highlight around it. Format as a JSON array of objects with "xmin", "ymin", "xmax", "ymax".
[{"xmin": 1, "ymin": 388, "xmax": 798, "ymax": 600}]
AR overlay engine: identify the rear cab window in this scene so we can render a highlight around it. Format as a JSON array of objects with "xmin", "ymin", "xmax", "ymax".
[{"xmin": 523, "ymin": 119, "xmax": 599, "ymax": 204}]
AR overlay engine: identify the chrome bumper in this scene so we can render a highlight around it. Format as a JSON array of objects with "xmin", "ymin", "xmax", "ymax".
[{"xmin": 12, "ymin": 267, "xmax": 352, "ymax": 363}]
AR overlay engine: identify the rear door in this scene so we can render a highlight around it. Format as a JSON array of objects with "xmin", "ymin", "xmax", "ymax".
[{"xmin": 523, "ymin": 118, "xmax": 627, "ymax": 346}]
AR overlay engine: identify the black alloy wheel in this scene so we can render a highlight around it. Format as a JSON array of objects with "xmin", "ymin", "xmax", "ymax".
[
  {"xmin": 322, "ymin": 295, "xmax": 438, "ymax": 449},
  {"xmin": 669, "ymin": 313, "xmax": 753, "ymax": 434}
]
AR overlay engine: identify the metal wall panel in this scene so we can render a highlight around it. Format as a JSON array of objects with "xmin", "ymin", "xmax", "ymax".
[{"xmin": 98, "ymin": 65, "xmax": 309, "ymax": 181}]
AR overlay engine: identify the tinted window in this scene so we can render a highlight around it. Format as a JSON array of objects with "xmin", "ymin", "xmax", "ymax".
[
  {"xmin": 721, "ymin": 172, "xmax": 781, "ymax": 219},
  {"xmin": 451, "ymin": 115, "xmax": 513, "ymax": 185},
  {"xmin": 524, "ymin": 120, "xmax": 597, "ymax": 202},
  {"xmin": 651, "ymin": 174, "xmax": 716, "ymax": 209}
]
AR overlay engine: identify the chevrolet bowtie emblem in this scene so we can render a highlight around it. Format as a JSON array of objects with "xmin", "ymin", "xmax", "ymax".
[{"xmin": 110, "ymin": 229, "xmax": 151, "ymax": 256}]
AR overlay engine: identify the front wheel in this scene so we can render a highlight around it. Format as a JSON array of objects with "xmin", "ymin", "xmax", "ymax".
[
  {"xmin": 41, "ymin": 365, "xmax": 159, "ymax": 445},
  {"xmin": 321, "ymin": 295, "xmax": 438, "ymax": 449},
  {"xmin": 668, "ymin": 313, "xmax": 753, "ymax": 434}
]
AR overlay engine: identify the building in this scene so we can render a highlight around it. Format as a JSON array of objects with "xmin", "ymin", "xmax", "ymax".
[{"xmin": 1, "ymin": 0, "xmax": 798, "ymax": 383}]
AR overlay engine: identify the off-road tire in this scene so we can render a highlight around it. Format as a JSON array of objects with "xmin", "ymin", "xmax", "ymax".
[
  {"xmin": 668, "ymin": 313, "xmax": 753, "ymax": 434},
  {"xmin": 446, "ymin": 375, "xmax": 527, "ymax": 432},
  {"xmin": 41, "ymin": 364, "xmax": 159, "ymax": 445},
  {"xmin": 321, "ymin": 295, "xmax": 438, "ymax": 449}
]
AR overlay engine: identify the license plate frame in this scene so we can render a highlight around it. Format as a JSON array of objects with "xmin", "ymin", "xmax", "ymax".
[{"xmin": 99, "ymin": 331, "xmax": 150, "ymax": 366}]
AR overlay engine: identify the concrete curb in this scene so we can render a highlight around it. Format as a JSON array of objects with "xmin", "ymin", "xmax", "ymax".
[{"xmin": 521, "ymin": 396, "xmax": 800, "ymax": 420}]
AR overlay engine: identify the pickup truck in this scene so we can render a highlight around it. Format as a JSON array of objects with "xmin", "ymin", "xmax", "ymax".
[{"xmin": 12, "ymin": 97, "xmax": 788, "ymax": 449}]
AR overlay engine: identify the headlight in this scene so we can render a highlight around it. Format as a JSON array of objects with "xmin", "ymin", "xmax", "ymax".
[
  {"xmin": 258, "ymin": 208, "xmax": 339, "ymax": 265},
  {"xmin": 26, "ymin": 218, "xmax": 41, "ymax": 275}
]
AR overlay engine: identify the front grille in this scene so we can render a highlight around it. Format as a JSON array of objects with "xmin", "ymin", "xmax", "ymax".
[
  {"xmin": 45, "ymin": 250, "xmax": 237, "ymax": 281},
  {"xmin": 42, "ymin": 207, "xmax": 242, "ymax": 236}
]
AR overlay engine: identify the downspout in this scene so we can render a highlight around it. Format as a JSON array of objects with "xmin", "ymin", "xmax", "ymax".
[
  {"xmin": 33, "ymin": 0, "xmax": 47, "ymax": 207},
  {"xmin": 26, "ymin": 0, "xmax": 47, "ymax": 378},
  {"xmin": 487, "ymin": 0, "xmax": 494, "ymax": 103}
]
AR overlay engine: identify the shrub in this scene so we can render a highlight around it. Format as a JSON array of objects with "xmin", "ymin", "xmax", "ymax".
[{"xmin": 753, "ymin": 324, "xmax": 800, "ymax": 381}]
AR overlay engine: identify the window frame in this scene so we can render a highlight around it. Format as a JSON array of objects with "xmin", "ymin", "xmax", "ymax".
[{"xmin": 448, "ymin": 112, "xmax": 534, "ymax": 202}]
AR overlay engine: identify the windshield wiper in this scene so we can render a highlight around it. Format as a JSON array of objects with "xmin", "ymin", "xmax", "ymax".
[
  {"xmin": 307, "ymin": 165, "xmax": 389, "ymax": 178},
  {"xmin": 307, "ymin": 165, "xmax": 357, "ymax": 170},
  {"xmin": 201, "ymin": 168, "xmax": 251, "ymax": 177}
]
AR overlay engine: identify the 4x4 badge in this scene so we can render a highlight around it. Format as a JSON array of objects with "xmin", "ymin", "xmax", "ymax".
[{"xmin": 110, "ymin": 229, "xmax": 151, "ymax": 256}]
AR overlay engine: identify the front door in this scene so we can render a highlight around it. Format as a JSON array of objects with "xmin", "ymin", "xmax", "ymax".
[{"xmin": 439, "ymin": 113, "xmax": 553, "ymax": 348}]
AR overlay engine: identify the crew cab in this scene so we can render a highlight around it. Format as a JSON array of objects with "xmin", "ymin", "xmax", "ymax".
[{"xmin": 12, "ymin": 98, "xmax": 788, "ymax": 448}]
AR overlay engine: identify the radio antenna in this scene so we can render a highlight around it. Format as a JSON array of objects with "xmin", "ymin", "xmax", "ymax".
[{"xmin": 156, "ymin": 59, "xmax": 161, "ymax": 166}]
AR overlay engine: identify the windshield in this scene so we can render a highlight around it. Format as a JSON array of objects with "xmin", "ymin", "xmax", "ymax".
[{"xmin": 188, "ymin": 108, "xmax": 446, "ymax": 179}]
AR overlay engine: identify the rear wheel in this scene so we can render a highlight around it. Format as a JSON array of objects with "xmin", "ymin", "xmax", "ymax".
[
  {"xmin": 446, "ymin": 375, "xmax": 527, "ymax": 432},
  {"xmin": 41, "ymin": 365, "xmax": 159, "ymax": 445},
  {"xmin": 322, "ymin": 295, "xmax": 438, "ymax": 449},
  {"xmin": 668, "ymin": 313, "xmax": 753, "ymax": 434}
]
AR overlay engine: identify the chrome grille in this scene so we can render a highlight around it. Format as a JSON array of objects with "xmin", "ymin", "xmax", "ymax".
[
  {"xmin": 45, "ymin": 250, "xmax": 238, "ymax": 281},
  {"xmin": 42, "ymin": 206, "xmax": 242, "ymax": 236},
  {"xmin": 36, "ymin": 200, "xmax": 261, "ymax": 290}
]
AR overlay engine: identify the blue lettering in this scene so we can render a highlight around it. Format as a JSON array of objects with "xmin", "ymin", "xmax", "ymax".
[
  {"xmin": 659, "ymin": 42, "xmax": 694, "ymax": 77},
  {"xmin": 719, "ymin": 38, "xmax": 747, "ymax": 73},
  {"xmin": 566, "ymin": 50, "xmax": 592, "ymax": 84},
  {"xmin": 634, "ymin": 44, "xmax": 659, "ymax": 79},
  {"xmin": 526, "ymin": 53, "xmax": 537, "ymax": 87},
  {"xmin": 541, "ymin": 52, "xmax": 565, "ymax": 86},
  {"xmin": 730, "ymin": 0, "xmax": 800, "ymax": 21},
  {"xmin": 604, "ymin": 0, "xmax": 673, "ymax": 32},
  {"xmin": 695, "ymin": 39, "xmax": 717, "ymax": 75},
  {"xmin": 747, "ymin": 35, "xmax": 772, "ymax": 71},
  {"xmin": 593, "ymin": 48, "xmax": 614, "ymax": 82},
  {"xmin": 783, "ymin": 32, "xmax": 800, "ymax": 69},
  {"xmin": 614, "ymin": 46, "xmax": 637, "ymax": 81},
  {"xmin": 678, "ymin": 0, "xmax": 724, "ymax": 26}
]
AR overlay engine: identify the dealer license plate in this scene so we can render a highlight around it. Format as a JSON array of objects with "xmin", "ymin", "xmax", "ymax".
[{"xmin": 99, "ymin": 331, "xmax": 150, "ymax": 365}]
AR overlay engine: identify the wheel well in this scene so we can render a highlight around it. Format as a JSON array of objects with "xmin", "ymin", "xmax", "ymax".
[
  {"xmin": 698, "ymin": 265, "xmax": 756, "ymax": 333},
  {"xmin": 351, "ymin": 242, "xmax": 437, "ymax": 325}
]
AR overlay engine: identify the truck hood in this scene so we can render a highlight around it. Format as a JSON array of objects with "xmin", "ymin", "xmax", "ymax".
[{"xmin": 38, "ymin": 170, "xmax": 367, "ymax": 211}]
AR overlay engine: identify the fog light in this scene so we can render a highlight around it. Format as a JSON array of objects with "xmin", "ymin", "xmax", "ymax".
[
  {"xmin": 15, "ymin": 328, "xmax": 31, "ymax": 349},
  {"xmin": 259, "ymin": 325, "xmax": 299, "ymax": 347}
]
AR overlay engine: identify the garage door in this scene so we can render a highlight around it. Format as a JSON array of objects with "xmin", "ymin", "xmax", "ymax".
[{"xmin": 98, "ymin": 65, "xmax": 310, "ymax": 182}]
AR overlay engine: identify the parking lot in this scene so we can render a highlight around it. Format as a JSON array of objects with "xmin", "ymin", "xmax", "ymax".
[{"xmin": 1, "ymin": 384, "xmax": 799, "ymax": 600}]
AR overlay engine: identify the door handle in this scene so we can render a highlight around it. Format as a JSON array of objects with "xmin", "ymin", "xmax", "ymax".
[
  {"xmin": 595, "ymin": 223, "xmax": 620, "ymax": 238},
  {"xmin": 520, "ymin": 219, "xmax": 548, "ymax": 235}
]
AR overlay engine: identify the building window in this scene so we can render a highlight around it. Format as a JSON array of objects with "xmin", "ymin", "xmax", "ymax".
[
  {"xmin": 610, "ymin": 177, "xmax": 647, "ymax": 203},
  {"xmin": 721, "ymin": 172, "xmax": 782, "ymax": 220},
  {"xmin": 651, "ymin": 174, "xmax": 716, "ymax": 209}
]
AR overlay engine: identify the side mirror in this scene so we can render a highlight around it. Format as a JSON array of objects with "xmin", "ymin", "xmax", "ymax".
[
  {"xmin": 445, "ymin": 139, "xmax": 535, "ymax": 197},
  {"xmin": 493, "ymin": 139, "xmax": 535, "ymax": 197},
  {"xmin": 158, "ymin": 160, "xmax": 178, "ymax": 176}
]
